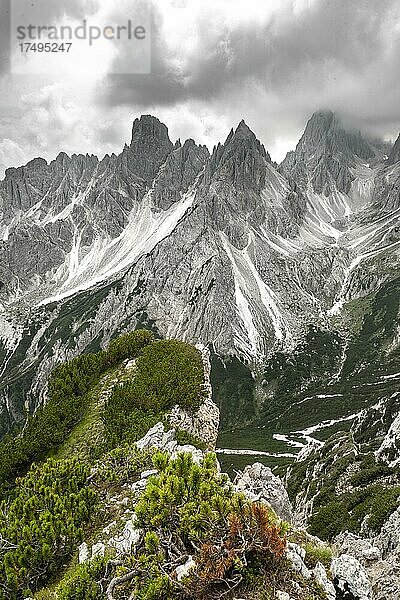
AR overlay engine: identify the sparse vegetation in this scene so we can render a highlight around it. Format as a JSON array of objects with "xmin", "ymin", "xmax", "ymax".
[{"xmin": 303, "ymin": 542, "xmax": 332, "ymax": 571}]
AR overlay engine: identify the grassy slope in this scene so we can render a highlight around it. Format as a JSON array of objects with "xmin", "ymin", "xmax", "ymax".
[{"xmin": 52, "ymin": 360, "xmax": 137, "ymax": 461}]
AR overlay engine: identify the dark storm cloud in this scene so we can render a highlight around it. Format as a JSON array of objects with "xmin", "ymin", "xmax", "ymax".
[
  {"xmin": 100, "ymin": 0, "xmax": 400, "ymax": 138},
  {"xmin": 101, "ymin": 7, "xmax": 185, "ymax": 107}
]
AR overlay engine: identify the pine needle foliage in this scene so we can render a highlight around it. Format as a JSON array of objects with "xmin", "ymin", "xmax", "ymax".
[{"xmin": 0, "ymin": 458, "xmax": 97, "ymax": 599}]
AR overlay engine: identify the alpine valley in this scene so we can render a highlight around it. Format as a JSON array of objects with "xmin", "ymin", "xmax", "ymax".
[{"xmin": 0, "ymin": 109, "xmax": 399, "ymax": 463}]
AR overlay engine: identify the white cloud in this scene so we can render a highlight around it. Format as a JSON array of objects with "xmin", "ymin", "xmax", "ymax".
[{"xmin": 0, "ymin": 0, "xmax": 399, "ymax": 169}]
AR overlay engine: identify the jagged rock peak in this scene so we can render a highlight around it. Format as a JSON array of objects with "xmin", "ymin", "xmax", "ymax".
[
  {"xmin": 298, "ymin": 109, "xmax": 374, "ymax": 161},
  {"xmin": 301, "ymin": 109, "xmax": 338, "ymax": 145},
  {"xmin": 151, "ymin": 135, "xmax": 209, "ymax": 210},
  {"xmin": 280, "ymin": 109, "xmax": 377, "ymax": 195},
  {"xmin": 234, "ymin": 118, "xmax": 256, "ymax": 138},
  {"xmin": 125, "ymin": 114, "xmax": 174, "ymax": 183},
  {"xmin": 387, "ymin": 133, "xmax": 400, "ymax": 165},
  {"xmin": 130, "ymin": 114, "xmax": 171, "ymax": 146},
  {"xmin": 210, "ymin": 120, "xmax": 271, "ymax": 172},
  {"xmin": 226, "ymin": 119, "xmax": 270, "ymax": 159}
]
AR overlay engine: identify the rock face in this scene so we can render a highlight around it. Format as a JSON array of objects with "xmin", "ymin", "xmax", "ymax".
[
  {"xmin": 233, "ymin": 462, "xmax": 293, "ymax": 521},
  {"xmin": 0, "ymin": 110, "xmax": 399, "ymax": 440},
  {"xmin": 332, "ymin": 528, "xmax": 400, "ymax": 600},
  {"xmin": 281, "ymin": 110, "xmax": 375, "ymax": 195},
  {"xmin": 285, "ymin": 542, "xmax": 311, "ymax": 578},
  {"xmin": 334, "ymin": 533, "xmax": 381, "ymax": 565},
  {"xmin": 387, "ymin": 134, "xmax": 400, "ymax": 166},
  {"xmin": 135, "ymin": 422, "xmax": 203, "ymax": 464},
  {"xmin": 314, "ymin": 562, "xmax": 336, "ymax": 600},
  {"xmin": 375, "ymin": 412, "xmax": 400, "ymax": 466}
]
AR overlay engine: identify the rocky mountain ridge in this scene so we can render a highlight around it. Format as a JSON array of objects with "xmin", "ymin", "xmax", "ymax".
[
  {"xmin": 0, "ymin": 110, "xmax": 399, "ymax": 445},
  {"xmin": 285, "ymin": 389, "xmax": 400, "ymax": 599}
]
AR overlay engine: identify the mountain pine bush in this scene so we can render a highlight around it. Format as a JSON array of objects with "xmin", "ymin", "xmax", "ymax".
[
  {"xmin": 0, "ymin": 329, "xmax": 154, "ymax": 493},
  {"xmin": 0, "ymin": 458, "xmax": 97, "ymax": 599}
]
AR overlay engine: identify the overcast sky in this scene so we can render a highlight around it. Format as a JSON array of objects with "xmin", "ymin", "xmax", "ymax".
[{"xmin": 0, "ymin": 0, "xmax": 399, "ymax": 175}]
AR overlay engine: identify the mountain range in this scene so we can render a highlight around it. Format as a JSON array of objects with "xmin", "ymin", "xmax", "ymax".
[{"xmin": 0, "ymin": 109, "xmax": 399, "ymax": 451}]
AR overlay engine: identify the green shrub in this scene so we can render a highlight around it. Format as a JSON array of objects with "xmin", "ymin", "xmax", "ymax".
[
  {"xmin": 103, "ymin": 340, "xmax": 206, "ymax": 446},
  {"xmin": 350, "ymin": 465, "xmax": 393, "ymax": 487},
  {"xmin": 97, "ymin": 452, "xmax": 288, "ymax": 600},
  {"xmin": 303, "ymin": 541, "xmax": 332, "ymax": 570},
  {"xmin": 107, "ymin": 330, "xmax": 154, "ymax": 365},
  {"xmin": 57, "ymin": 557, "xmax": 107, "ymax": 600},
  {"xmin": 0, "ymin": 458, "xmax": 97, "ymax": 598},
  {"xmin": 310, "ymin": 485, "xmax": 400, "ymax": 540},
  {"xmin": 131, "ymin": 340, "xmax": 206, "ymax": 412},
  {"xmin": 363, "ymin": 486, "xmax": 400, "ymax": 531},
  {"xmin": 309, "ymin": 500, "xmax": 350, "ymax": 540},
  {"xmin": 134, "ymin": 451, "xmax": 233, "ymax": 538},
  {"xmin": 92, "ymin": 444, "xmax": 153, "ymax": 487},
  {"xmin": 103, "ymin": 402, "xmax": 163, "ymax": 448}
]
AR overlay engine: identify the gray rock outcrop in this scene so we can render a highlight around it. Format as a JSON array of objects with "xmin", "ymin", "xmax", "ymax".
[
  {"xmin": 233, "ymin": 462, "xmax": 293, "ymax": 521},
  {"xmin": 135, "ymin": 422, "xmax": 204, "ymax": 464},
  {"xmin": 331, "ymin": 554, "xmax": 372, "ymax": 600}
]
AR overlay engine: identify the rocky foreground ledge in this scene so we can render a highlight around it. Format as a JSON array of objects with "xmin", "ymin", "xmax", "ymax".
[{"xmin": 66, "ymin": 385, "xmax": 395, "ymax": 600}]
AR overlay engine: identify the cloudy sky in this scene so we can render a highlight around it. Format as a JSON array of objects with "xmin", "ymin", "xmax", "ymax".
[{"xmin": 0, "ymin": 0, "xmax": 399, "ymax": 174}]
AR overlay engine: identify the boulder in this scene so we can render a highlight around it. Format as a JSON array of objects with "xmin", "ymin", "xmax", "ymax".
[
  {"xmin": 109, "ymin": 519, "xmax": 142, "ymax": 556},
  {"xmin": 175, "ymin": 555, "xmax": 196, "ymax": 581},
  {"xmin": 331, "ymin": 554, "xmax": 372, "ymax": 600},
  {"xmin": 136, "ymin": 422, "xmax": 175, "ymax": 451},
  {"xmin": 286, "ymin": 542, "xmax": 311, "ymax": 579},
  {"xmin": 91, "ymin": 541, "xmax": 105, "ymax": 560},
  {"xmin": 78, "ymin": 541, "xmax": 90, "ymax": 564},
  {"xmin": 234, "ymin": 462, "xmax": 293, "ymax": 521},
  {"xmin": 372, "ymin": 546, "xmax": 400, "ymax": 600},
  {"xmin": 335, "ymin": 532, "xmax": 381, "ymax": 565},
  {"xmin": 135, "ymin": 422, "xmax": 205, "ymax": 464}
]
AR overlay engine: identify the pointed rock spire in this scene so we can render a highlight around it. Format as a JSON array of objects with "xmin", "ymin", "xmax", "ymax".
[
  {"xmin": 123, "ymin": 114, "xmax": 174, "ymax": 183},
  {"xmin": 207, "ymin": 120, "xmax": 271, "ymax": 192},
  {"xmin": 281, "ymin": 109, "xmax": 375, "ymax": 194}
]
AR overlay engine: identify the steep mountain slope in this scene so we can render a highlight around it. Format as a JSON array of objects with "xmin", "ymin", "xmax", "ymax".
[
  {"xmin": 0, "ymin": 110, "xmax": 399, "ymax": 441},
  {"xmin": 284, "ymin": 389, "xmax": 400, "ymax": 599}
]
